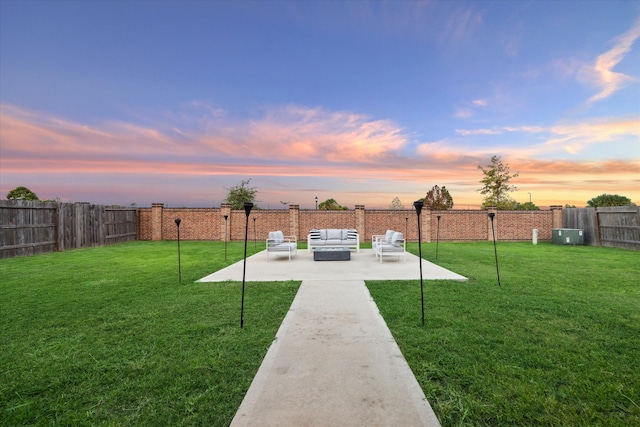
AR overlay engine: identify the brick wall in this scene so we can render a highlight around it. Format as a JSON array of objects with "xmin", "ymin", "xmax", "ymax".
[{"xmin": 138, "ymin": 204, "xmax": 562, "ymax": 243}]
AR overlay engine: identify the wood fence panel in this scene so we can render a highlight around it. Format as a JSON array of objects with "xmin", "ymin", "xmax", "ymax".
[
  {"xmin": 597, "ymin": 206, "xmax": 640, "ymax": 250},
  {"xmin": 563, "ymin": 208, "xmax": 598, "ymax": 246},
  {"xmin": 0, "ymin": 201, "xmax": 137, "ymax": 259},
  {"xmin": 0, "ymin": 200, "xmax": 57, "ymax": 258},
  {"xmin": 106, "ymin": 208, "xmax": 138, "ymax": 244}
]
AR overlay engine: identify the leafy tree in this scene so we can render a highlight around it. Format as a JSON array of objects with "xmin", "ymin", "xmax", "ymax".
[
  {"xmin": 424, "ymin": 185, "xmax": 454, "ymax": 210},
  {"xmin": 389, "ymin": 197, "xmax": 404, "ymax": 210},
  {"xmin": 587, "ymin": 193, "xmax": 634, "ymax": 208},
  {"xmin": 478, "ymin": 155, "xmax": 519, "ymax": 210},
  {"xmin": 515, "ymin": 201, "xmax": 540, "ymax": 210},
  {"xmin": 318, "ymin": 198, "xmax": 348, "ymax": 210},
  {"xmin": 564, "ymin": 204, "xmax": 576, "ymax": 208},
  {"xmin": 6, "ymin": 186, "xmax": 39, "ymax": 201},
  {"xmin": 224, "ymin": 179, "xmax": 259, "ymax": 209}
]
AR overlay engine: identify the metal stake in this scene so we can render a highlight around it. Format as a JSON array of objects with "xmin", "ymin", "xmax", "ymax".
[
  {"xmin": 413, "ymin": 200, "xmax": 425, "ymax": 326},
  {"xmin": 175, "ymin": 218, "xmax": 182, "ymax": 283},
  {"xmin": 224, "ymin": 215, "xmax": 228, "ymax": 261},
  {"xmin": 240, "ymin": 202, "xmax": 253, "ymax": 328},
  {"xmin": 488, "ymin": 213, "xmax": 501, "ymax": 287},
  {"xmin": 436, "ymin": 215, "xmax": 441, "ymax": 260}
]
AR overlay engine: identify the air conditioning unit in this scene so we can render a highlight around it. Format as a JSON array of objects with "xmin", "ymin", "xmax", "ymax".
[{"xmin": 552, "ymin": 229, "xmax": 584, "ymax": 245}]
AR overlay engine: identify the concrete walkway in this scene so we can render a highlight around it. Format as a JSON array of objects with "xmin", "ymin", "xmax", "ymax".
[{"xmin": 198, "ymin": 249, "xmax": 466, "ymax": 426}]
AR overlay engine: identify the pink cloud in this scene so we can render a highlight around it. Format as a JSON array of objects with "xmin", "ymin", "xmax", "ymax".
[{"xmin": 2, "ymin": 103, "xmax": 638, "ymax": 208}]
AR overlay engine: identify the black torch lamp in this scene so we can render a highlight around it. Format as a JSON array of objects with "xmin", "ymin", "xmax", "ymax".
[
  {"xmin": 175, "ymin": 218, "xmax": 182, "ymax": 283},
  {"xmin": 488, "ymin": 212, "xmax": 501, "ymax": 287},
  {"xmin": 240, "ymin": 202, "xmax": 253, "ymax": 328},
  {"xmin": 413, "ymin": 200, "xmax": 425, "ymax": 326}
]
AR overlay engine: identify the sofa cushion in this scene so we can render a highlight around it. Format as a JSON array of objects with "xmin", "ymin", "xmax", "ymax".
[
  {"xmin": 319, "ymin": 229, "xmax": 327, "ymax": 240},
  {"xmin": 327, "ymin": 229, "xmax": 342, "ymax": 240}
]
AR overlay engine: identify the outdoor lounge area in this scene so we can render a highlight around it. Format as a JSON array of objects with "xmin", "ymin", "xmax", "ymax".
[{"xmin": 198, "ymin": 247, "xmax": 466, "ymax": 282}]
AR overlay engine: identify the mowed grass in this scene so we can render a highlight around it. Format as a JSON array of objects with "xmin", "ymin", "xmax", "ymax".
[
  {"xmin": 2, "ymin": 241, "xmax": 639, "ymax": 426},
  {"xmin": 1, "ymin": 241, "xmax": 300, "ymax": 426},
  {"xmin": 367, "ymin": 242, "xmax": 639, "ymax": 426}
]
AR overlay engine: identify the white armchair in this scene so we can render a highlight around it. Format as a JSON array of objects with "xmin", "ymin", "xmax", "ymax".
[
  {"xmin": 374, "ymin": 231, "xmax": 406, "ymax": 263},
  {"xmin": 266, "ymin": 231, "xmax": 297, "ymax": 261}
]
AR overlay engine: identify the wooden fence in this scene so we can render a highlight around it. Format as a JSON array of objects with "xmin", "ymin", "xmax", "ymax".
[
  {"xmin": 0, "ymin": 200, "xmax": 137, "ymax": 259},
  {"xmin": 563, "ymin": 206, "xmax": 640, "ymax": 250}
]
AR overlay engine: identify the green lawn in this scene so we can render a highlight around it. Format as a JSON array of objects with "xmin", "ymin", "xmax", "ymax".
[
  {"xmin": 367, "ymin": 242, "xmax": 639, "ymax": 426},
  {"xmin": 1, "ymin": 241, "xmax": 300, "ymax": 426},
  {"xmin": 2, "ymin": 241, "xmax": 638, "ymax": 426}
]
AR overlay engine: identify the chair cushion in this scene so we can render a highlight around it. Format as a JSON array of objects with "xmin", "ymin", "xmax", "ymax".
[
  {"xmin": 391, "ymin": 232, "xmax": 403, "ymax": 247},
  {"xmin": 385, "ymin": 229, "xmax": 395, "ymax": 243}
]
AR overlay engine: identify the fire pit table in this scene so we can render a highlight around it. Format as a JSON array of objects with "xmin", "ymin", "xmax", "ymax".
[{"xmin": 313, "ymin": 247, "xmax": 351, "ymax": 261}]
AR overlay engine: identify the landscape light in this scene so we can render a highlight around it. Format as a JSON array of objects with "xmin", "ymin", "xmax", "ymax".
[
  {"xmin": 240, "ymin": 202, "xmax": 254, "ymax": 328},
  {"xmin": 413, "ymin": 200, "xmax": 425, "ymax": 326},
  {"xmin": 175, "ymin": 218, "xmax": 182, "ymax": 283},
  {"xmin": 488, "ymin": 212, "xmax": 501, "ymax": 287}
]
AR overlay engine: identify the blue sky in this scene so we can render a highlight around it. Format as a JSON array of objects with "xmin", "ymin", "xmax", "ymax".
[{"xmin": 1, "ymin": 0, "xmax": 638, "ymax": 209}]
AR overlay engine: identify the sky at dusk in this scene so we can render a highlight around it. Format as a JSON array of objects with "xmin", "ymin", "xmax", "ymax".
[{"xmin": 1, "ymin": 0, "xmax": 639, "ymax": 209}]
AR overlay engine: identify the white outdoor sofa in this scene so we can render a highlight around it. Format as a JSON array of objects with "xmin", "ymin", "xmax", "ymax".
[
  {"xmin": 372, "ymin": 229, "xmax": 406, "ymax": 262},
  {"xmin": 266, "ymin": 231, "xmax": 297, "ymax": 261},
  {"xmin": 307, "ymin": 228, "xmax": 360, "ymax": 253}
]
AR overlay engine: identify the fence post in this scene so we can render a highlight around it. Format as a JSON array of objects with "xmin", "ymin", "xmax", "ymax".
[
  {"xmin": 550, "ymin": 205, "xmax": 563, "ymax": 230},
  {"xmin": 355, "ymin": 205, "xmax": 365, "ymax": 240},
  {"xmin": 424, "ymin": 208, "xmax": 432, "ymax": 243},
  {"xmin": 151, "ymin": 203, "xmax": 164, "ymax": 241},
  {"xmin": 289, "ymin": 205, "xmax": 300, "ymax": 240}
]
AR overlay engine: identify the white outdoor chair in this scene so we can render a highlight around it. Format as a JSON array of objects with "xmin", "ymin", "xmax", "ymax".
[
  {"xmin": 375, "ymin": 231, "xmax": 406, "ymax": 263},
  {"xmin": 266, "ymin": 230, "xmax": 297, "ymax": 261}
]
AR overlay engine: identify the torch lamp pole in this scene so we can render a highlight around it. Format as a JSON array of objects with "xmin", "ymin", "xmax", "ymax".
[
  {"xmin": 175, "ymin": 218, "xmax": 182, "ymax": 283},
  {"xmin": 253, "ymin": 217, "xmax": 257, "ymax": 249},
  {"xmin": 488, "ymin": 212, "xmax": 501, "ymax": 287},
  {"xmin": 224, "ymin": 215, "xmax": 228, "ymax": 261},
  {"xmin": 413, "ymin": 200, "xmax": 425, "ymax": 326},
  {"xmin": 405, "ymin": 217, "xmax": 408, "ymax": 241},
  {"xmin": 436, "ymin": 215, "xmax": 441, "ymax": 260},
  {"xmin": 240, "ymin": 202, "xmax": 253, "ymax": 328}
]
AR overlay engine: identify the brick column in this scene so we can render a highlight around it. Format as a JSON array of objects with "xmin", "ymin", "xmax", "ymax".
[
  {"xmin": 487, "ymin": 207, "xmax": 498, "ymax": 241},
  {"xmin": 151, "ymin": 203, "xmax": 164, "ymax": 241},
  {"xmin": 355, "ymin": 205, "xmax": 365, "ymax": 240},
  {"xmin": 220, "ymin": 203, "xmax": 232, "ymax": 241},
  {"xmin": 289, "ymin": 204, "xmax": 300, "ymax": 238},
  {"xmin": 550, "ymin": 205, "xmax": 563, "ymax": 229},
  {"xmin": 424, "ymin": 208, "xmax": 432, "ymax": 243}
]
